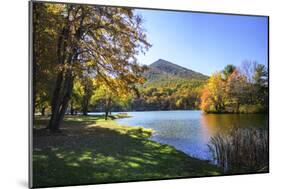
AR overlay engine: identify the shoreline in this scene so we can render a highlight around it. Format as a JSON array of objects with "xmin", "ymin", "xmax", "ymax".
[{"xmin": 86, "ymin": 110, "xmax": 268, "ymax": 115}]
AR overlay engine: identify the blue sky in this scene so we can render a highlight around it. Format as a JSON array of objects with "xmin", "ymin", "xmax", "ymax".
[{"xmin": 135, "ymin": 9, "xmax": 268, "ymax": 76}]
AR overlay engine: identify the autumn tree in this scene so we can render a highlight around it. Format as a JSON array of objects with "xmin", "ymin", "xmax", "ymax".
[
  {"xmin": 33, "ymin": 2, "xmax": 151, "ymax": 131},
  {"xmin": 70, "ymin": 82, "xmax": 81, "ymax": 115},
  {"xmin": 80, "ymin": 75, "xmax": 95, "ymax": 116},
  {"xmin": 200, "ymin": 87, "xmax": 213, "ymax": 112},
  {"xmin": 200, "ymin": 62, "xmax": 268, "ymax": 113},
  {"xmin": 225, "ymin": 70, "xmax": 248, "ymax": 112},
  {"xmin": 200, "ymin": 73, "xmax": 226, "ymax": 113},
  {"xmin": 91, "ymin": 84, "xmax": 113, "ymax": 119},
  {"xmin": 33, "ymin": 3, "xmax": 62, "ymax": 116},
  {"xmin": 93, "ymin": 77, "xmax": 138, "ymax": 120},
  {"xmin": 71, "ymin": 75, "xmax": 95, "ymax": 115}
]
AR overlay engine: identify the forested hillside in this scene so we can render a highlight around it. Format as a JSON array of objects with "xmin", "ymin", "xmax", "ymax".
[
  {"xmin": 89, "ymin": 59, "xmax": 208, "ymax": 112},
  {"xmin": 129, "ymin": 59, "xmax": 208, "ymax": 111},
  {"xmin": 94, "ymin": 60, "xmax": 268, "ymax": 114}
]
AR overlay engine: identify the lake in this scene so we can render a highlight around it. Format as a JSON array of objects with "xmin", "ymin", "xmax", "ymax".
[{"xmin": 115, "ymin": 110, "xmax": 268, "ymax": 161}]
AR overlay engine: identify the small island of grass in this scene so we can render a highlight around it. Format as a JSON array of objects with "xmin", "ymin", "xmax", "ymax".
[{"xmin": 33, "ymin": 114, "xmax": 221, "ymax": 187}]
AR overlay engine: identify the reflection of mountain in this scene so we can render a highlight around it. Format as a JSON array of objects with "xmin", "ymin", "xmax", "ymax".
[{"xmin": 144, "ymin": 59, "xmax": 208, "ymax": 83}]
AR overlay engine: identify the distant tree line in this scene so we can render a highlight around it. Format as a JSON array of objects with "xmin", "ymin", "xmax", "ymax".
[
  {"xmin": 129, "ymin": 80, "xmax": 204, "ymax": 111},
  {"xmin": 67, "ymin": 79, "xmax": 204, "ymax": 113}
]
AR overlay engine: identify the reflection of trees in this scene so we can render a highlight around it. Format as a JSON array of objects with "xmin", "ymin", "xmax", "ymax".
[{"xmin": 200, "ymin": 114, "xmax": 268, "ymax": 137}]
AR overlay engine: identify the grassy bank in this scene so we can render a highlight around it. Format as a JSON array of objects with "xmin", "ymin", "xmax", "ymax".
[{"xmin": 33, "ymin": 115, "xmax": 221, "ymax": 187}]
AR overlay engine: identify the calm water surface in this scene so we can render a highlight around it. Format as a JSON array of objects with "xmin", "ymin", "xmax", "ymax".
[{"xmin": 116, "ymin": 110, "xmax": 268, "ymax": 160}]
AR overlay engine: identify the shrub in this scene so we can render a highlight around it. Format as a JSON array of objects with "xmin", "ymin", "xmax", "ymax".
[{"xmin": 208, "ymin": 128, "xmax": 268, "ymax": 173}]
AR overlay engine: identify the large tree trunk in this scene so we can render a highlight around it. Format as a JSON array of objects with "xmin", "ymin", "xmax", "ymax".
[
  {"xmin": 47, "ymin": 6, "xmax": 85, "ymax": 131},
  {"xmin": 48, "ymin": 69, "xmax": 74, "ymax": 131}
]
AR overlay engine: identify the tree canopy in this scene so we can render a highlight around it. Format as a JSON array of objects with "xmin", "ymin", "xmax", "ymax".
[{"xmin": 33, "ymin": 2, "xmax": 151, "ymax": 131}]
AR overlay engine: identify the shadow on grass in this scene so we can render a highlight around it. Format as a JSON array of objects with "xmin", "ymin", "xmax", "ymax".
[
  {"xmin": 33, "ymin": 115, "xmax": 105, "ymax": 129},
  {"xmin": 33, "ymin": 116, "xmax": 221, "ymax": 187}
]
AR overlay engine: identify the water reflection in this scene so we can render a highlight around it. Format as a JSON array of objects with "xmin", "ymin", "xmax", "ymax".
[
  {"xmin": 201, "ymin": 114, "xmax": 268, "ymax": 136},
  {"xmin": 115, "ymin": 111, "xmax": 268, "ymax": 160}
]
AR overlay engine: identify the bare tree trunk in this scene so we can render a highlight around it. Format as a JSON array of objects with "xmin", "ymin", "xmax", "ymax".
[
  {"xmin": 57, "ymin": 72, "xmax": 74, "ymax": 126},
  {"xmin": 82, "ymin": 91, "xmax": 90, "ymax": 116},
  {"xmin": 48, "ymin": 69, "xmax": 74, "ymax": 132},
  {"xmin": 47, "ymin": 71, "xmax": 64, "ymax": 131},
  {"xmin": 104, "ymin": 97, "xmax": 112, "ymax": 120},
  {"xmin": 108, "ymin": 97, "xmax": 112, "ymax": 117},
  {"xmin": 82, "ymin": 97, "xmax": 89, "ymax": 116},
  {"xmin": 105, "ymin": 98, "xmax": 108, "ymax": 120}
]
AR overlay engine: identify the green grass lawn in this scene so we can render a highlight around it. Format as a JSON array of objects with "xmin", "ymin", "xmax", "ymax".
[{"xmin": 33, "ymin": 115, "xmax": 221, "ymax": 187}]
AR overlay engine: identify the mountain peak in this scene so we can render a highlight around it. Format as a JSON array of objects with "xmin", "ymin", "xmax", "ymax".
[
  {"xmin": 147, "ymin": 59, "xmax": 208, "ymax": 80},
  {"xmin": 150, "ymin": 59, "xmax": 178, "ymax": 67}
]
